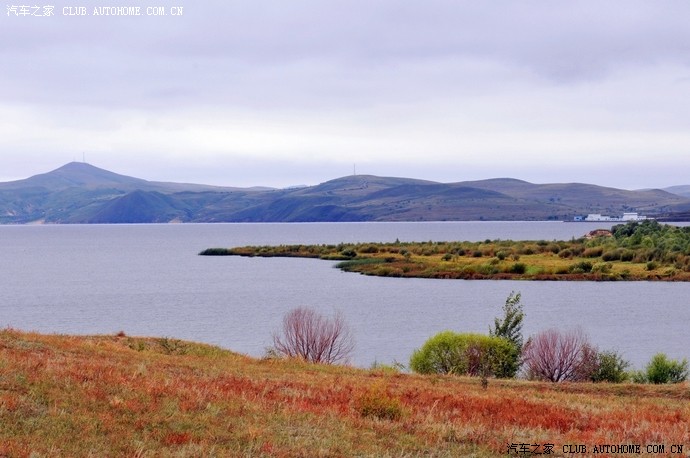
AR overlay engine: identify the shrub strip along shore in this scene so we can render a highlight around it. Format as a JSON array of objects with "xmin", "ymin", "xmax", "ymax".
[{"xmin": 200, "ymin": 221, "xmax": 690, "ymax": 281}]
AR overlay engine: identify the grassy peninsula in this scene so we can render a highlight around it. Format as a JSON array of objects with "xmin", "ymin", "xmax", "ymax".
[
  {"xmin": 201, "ymin": 221, "xmax": 690, "ymax": 281},
  {"xmin": 2, "ymin": 329, "xmax": 689, "ymax": 456}
]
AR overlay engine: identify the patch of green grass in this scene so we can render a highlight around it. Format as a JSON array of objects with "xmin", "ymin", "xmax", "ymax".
[{"xmin": 335, "ymin": 257, "xmax": 387, "ymax": 271}]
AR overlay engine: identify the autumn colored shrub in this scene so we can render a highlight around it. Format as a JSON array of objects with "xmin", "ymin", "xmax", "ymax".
[
  {"xmin": 355, "ymin": 382, "xmax": 403, "ymax": 421},
  {"xmin": 271, "ymin": 307, "xmax": 354, "ymax": 364},
  {"xmin": 583, "ymin": 246, "xmax": 604, "ymax": 258},
  {"xmin": 359, "ymin": 245, "xmax": 379, "ymax": 254},
  {"xmin": 545, "ymin": 243, "xmax": 561, "ymax": 254},
  {"xmin": 522, "ymin": 328, "xmax": 597, "ymax": 382}
]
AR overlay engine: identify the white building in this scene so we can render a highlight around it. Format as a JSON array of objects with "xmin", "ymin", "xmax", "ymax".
[{"xmin": 583, "ymin": 212, "xmax": 649, "ymax": 222}]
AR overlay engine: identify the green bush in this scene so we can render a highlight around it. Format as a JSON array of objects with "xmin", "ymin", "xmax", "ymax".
[
  {"xmin": 509, "ymin": 262, "xmax": 527, "ymax": 274},
  {"xmin": 591, "ymin": 262, "xmax": 612, "ymax": 274},
  {"xmin": 591, "ymin": 350, "xmax": 630, "ymax": 383},
  {"xmin": 558, "ymin": 249, "xmax": 573, "ymax": 259},
  {"xmin": 629, "ymin": 370, "xmax": 648, "ymax": 384},
  {"xmin": 620, "ymin": 249, "xmax": 635, "ymax": 262},
  {"xmin": 645, "ymin": 353, "xmax": 689, "ymax": 384},
  {"xmin": 569, "ymin": 261, "xmax": 593, "ymax": 273},
  {"xmin": 410, "ymin": 331, "xmax": 519, "ymax": 379},
  {"xmin": 477, "ymin": 264, "xmax": 499, "ymax": 275},
  {"xmin": 340, "ymin": 248, "xmax": 357, "ymax": 258},
  {"xmin": 545, "ymin": 243, "xmax": 561, "ymax": 254},
  {"xmin": 519, "ymin": 245, "xmax": 536, "ymax": 255},
  {"xmin": 646, "ymin": 261, "xmax": 658, "ymax": 271},
  {"xmin": 601, "ymin": 249, "xmax": 623, "ymax": 262}
]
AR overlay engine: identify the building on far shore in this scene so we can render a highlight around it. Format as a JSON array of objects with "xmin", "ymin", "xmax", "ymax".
[{"xmin": 576, "ymin": 212, "xmax": 650, "ymax": 222}]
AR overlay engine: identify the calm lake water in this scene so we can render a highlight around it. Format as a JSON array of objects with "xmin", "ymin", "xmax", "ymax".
[{"xmin": 1, "ymin": 222, "xmax": 689, "ymax": 369}]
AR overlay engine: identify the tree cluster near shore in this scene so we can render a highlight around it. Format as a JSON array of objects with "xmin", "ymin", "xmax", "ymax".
[
  {"xmin": 266, "ymin": 293, "xmax": 687, "ymax": 387},
  {"xmin": 409, "ymin": 292, "xmax": 687, "ymax": 385},
  {"xmin": 200, "ymin": 220, "xmax": 690, "ymax": 281}
]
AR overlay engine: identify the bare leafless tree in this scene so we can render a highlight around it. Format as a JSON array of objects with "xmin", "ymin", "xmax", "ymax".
[
  {"xmin": 272, "ymin": 307, "xmax": 355, "ymax": 365},
  {"xmin": 522, "ymin": 328, "xmax": 598, "ymax": 382}
]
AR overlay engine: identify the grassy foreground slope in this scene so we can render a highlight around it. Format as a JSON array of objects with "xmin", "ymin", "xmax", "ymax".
[{"xmin": 1, "ymin": 330, "xmax": 689, "ymax": 457}]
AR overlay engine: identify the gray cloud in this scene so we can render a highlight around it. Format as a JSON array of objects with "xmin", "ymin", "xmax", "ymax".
[{"xmin": 2, "ymin": 1, "xmax": 690, "ymax": 188}]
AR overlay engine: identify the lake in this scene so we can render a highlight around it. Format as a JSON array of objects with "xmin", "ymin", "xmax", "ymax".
[{"xmin": 1, "ymin": 222, "xmax": 688, "ymax": 369}]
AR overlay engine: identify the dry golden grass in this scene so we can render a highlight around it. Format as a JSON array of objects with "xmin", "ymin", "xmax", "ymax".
[{"xmin": 2, "ymin": 329, "xmax": 689, "ymax": 457}]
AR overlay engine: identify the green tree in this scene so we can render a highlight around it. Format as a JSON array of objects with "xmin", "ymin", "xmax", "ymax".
[
  {"xmin": 645, "ymin": 353, "xmax": 689, "ymax": 384},
  {"xmin": 410, "ymin": 331, "xmax": 519, "ymax": 378},
  {"xmin": 591, "ymin": 350, "xmax": 630, "ymax": 383},
  {"xmin": 490, "ymin": 291, "xmax": 525, "ymax": 354}
]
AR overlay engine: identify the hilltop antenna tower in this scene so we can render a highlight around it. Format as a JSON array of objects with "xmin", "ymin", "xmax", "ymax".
[{"xmin": 353, "ymin": 163, "xmax": 356, "ymax": 176}]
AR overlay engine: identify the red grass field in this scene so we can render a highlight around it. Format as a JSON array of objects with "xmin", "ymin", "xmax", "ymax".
[{"xmin": 1, "ymin": 329, "xmax": 689, "ymax": 457}]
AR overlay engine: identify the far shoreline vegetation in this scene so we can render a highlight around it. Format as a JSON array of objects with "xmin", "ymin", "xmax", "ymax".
[{"xmin": 200, "ymin": 220, "xmax": 690, "ymax": 281}]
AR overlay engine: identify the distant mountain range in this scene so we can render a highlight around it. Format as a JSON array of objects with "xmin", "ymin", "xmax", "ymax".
[{"xmin": 1, "ymin": 162, "xmax": 690, "ymax": 223}]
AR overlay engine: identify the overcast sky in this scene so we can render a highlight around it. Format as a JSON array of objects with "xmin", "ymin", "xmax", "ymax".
[{"xmin": 2, "ymin": 1, "xmax": 690, "ymax": 189}]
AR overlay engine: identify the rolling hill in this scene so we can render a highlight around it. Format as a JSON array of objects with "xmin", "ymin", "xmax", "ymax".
[
  {"xmin": 1, "ymin": 162, "xmax": 690, "ymax": 223},
  {"xmin": 664, "ymin": 185, "xmax": 690, "ymax": 198}
]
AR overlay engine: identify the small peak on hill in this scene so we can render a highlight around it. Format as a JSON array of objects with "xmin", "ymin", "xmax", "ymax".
[
  {"xmin": 309, "ymin": 174, "xmax": 437, "ymax": 193},
  {"xmin": 54, "ymin": 161, "xmax": 97, "ymax": 172},
  {"xmin": 46, "ymin": 162, "xmax": 149, "ymax": 187}
]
